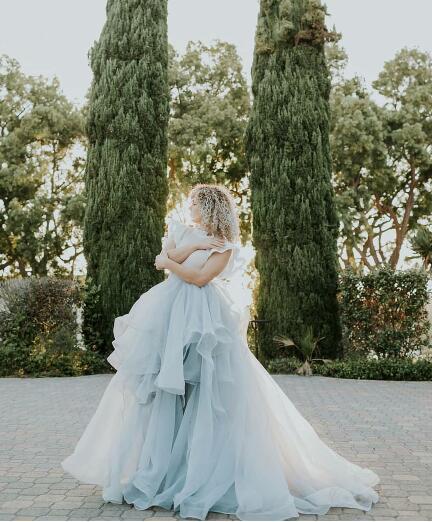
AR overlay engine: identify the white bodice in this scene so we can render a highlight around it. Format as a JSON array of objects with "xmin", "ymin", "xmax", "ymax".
[{"xmin": 162, "ymin": 220, "xmax": 241, "ymax": 279}]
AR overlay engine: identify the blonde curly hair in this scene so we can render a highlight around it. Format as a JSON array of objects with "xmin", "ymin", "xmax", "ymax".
[{"xmin": 189, "ymin": 184, "xmax": 240, "ymax": 243}]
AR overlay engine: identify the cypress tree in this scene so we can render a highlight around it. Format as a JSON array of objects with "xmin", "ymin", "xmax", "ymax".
[
  {"xmin": 245, "ymin": 0, "xmax": 342, "ymax": 360},
  {"xmin": 83, "ymin": 0, "xmax": 169, "ymax": 354}
]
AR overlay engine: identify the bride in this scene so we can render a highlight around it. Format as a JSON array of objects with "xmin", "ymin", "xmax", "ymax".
[{"xmin": 61, "ymin": 183, "xmax": 380, "ymax": 521}]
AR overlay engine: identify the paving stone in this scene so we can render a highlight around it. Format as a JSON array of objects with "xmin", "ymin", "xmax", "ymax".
[
  {"xmin": 0, "ymin": 500, "xmax": 33, "ymax": 514},
  {"xmin": 101, "ymin": 507, "xmax": 130, "ymax": 516},
  {"xmin": 46, "ymin": 509, "xmax": 73, "ymax": 517},
  {"xmin": 396, "ymin": 514, "xmax": 430, "ymax": 520},
  {"xmin": 367, "ymin": 507, "xmax": 399, "ymax": 516},
  {"xmin": 0, "ymin": 493, "xmax": 19, "ymax": 502},
  {"xmin": 392, "ymin": 474, "xmax": 420, "ymax": 481},
  {"xmin": 408, "ymin": 495, "xmax": 432, "ymax": 505},
  {"xmin": 81, "ymin": 501, "xmax": 105, "ymax": 509},
  {"xmin": 18, "ymin": 489, "xmax": 49, "ymax": 497},
  {"xmin": 119, "ymin": 510, "xmax": 156, "ymax": 519},
  {"xmin": 90, "ymin": 516, "xmax": 129, "ymax": 520},
  {"xmin": 383, "ymin": 490, "xmax": 408, "ymax": 498},
  {"xmin": 387, "ymin": 500, "xmax": 419, "ymax": 510},
  {"xmin": 334, "ymin": 513, "xmax": 373, "ymax": 520},
  {"xmin": 35, "ymin": 477, "xmax": 62, "ymax": 484},
  {"xmin": 69, "ymin": 507, "xmax": 103, "ymax": 517},
  {"xmin": 15, "ymin": 507, "xmax": 50, "ymax": 517},
  {"xmin": 50, "ymin": 500, "xmax": 85, "ymax": 509},
  {"xmin": 2, "ymin": 375, "xmax": 432, "ymax": 521},
  {"xmin": 36, "ymin": 515, "xmax": 69, "ymax": 520}
]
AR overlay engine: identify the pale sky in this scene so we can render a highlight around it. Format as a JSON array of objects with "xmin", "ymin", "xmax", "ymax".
[{"xmin": 1, "ymin": 0, "xmax": 431, "ymax": 106}]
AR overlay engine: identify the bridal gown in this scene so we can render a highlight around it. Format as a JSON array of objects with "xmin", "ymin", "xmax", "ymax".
[{"xmin": 61, "ymin": 219, "xmax": 380, "ymax": 521}]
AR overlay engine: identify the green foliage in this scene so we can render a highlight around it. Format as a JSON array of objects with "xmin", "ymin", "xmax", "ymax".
[
  {"xmin": 245, "ymin": 0, "xmax": 342, "ymax": 360},
  {"xmin": 81, "ymin": 275, "xmax": 106, "ymax": 353},
  {"xmin": 254, "ymin": 0, "xmax": 340, "ymax": 54},
  {"xmin": 339, "ymin": 265, "xmax": 431, "ymax": 359},
  {"xmin": 168, "ymin": 41, "xmax": 251, "ymax": 242},
  {"xmin": 273, "ymin": 325, "xmax": 329, "ymax": 375},
  {"xmin": 409, "ymin": 225, "xmax": 432, "ymax": 270},
  {"xmin": 0, "ymin": 344, "xmax": 110, "ymax": 378},
  {"xmin": 0, "ymin": 54, "xmax": 86, "ymax": 278},
  {"xmin": 0, "ymin": 276, "xmax": 110, "ymax": 376},
  {"xmin": 317, "ymin": 358, "xmax": 432, "ymax": 380},
  {"xmin": 273, "ymin": 324, "xmax": 326, "ymax": 373},
  {"xmin": 266, "ymin": 355, "xmax": 303, "ymax": 374},
  {"xmin": 84, "ymin": 0, "xmax": 169, "ymax": 354},
  {"xmin": 330, "ymin": 47, "xmax": 432, "ymax": 270},
  {"xmin": 266, "ymin": 355, "xmax": 432, "ymax": 381}
]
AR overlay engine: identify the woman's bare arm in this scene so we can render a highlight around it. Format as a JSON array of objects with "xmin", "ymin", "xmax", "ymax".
[
  {"xmin": 166, "ymin": 243, "xmax": 201, "ymax": 264},
  {"xmin": 160, "ymin": 236, "xmax": 227, "ymax": 264},
  {"xmin": 159, "ymin": 236, "xmax": 197, "ymax": 263},
  {"xmin": 163, "ymin": 250, "xmax": 232, "ymax": 287}
]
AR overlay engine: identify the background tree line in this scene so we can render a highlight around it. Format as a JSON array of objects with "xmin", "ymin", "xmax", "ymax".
[{"xmin": 1, "ymin": 43, "xmax": 431, "ymax": 279}]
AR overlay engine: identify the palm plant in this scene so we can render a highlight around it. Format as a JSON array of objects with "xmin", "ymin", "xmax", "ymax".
[
  {"xmin": 409, "ymin": 226, "xmax": 432, "ymax": 270},
  {"xmin": 273, "ymin": 325, "xmax": 328, "ymax": 376}
]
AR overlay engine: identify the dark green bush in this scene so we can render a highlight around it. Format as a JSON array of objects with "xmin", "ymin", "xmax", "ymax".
[
  {"xmin": 264, "ymin": 354, "xmax": 432, "ymax": 381},
  {"xmin": 316, "ymin": 357, "xmax": 432, "ymax": 380},
  {"xmin": 338, "ymin": 265, "xmax": 431, "ymax": 359},
  {"xmin": 81, "ymin": 275, "xmax": 106, "ymax": 354},
  {"xmin": 266, "ymin": 356, "xmax": 303, "ymax": 374},
  {"xmin": 0, "ymin": 344, "xmax": 111, "ymax": 377},
  {"xmin": 0, "ymin": 276, "xmax": 111, "ymax": 377}
]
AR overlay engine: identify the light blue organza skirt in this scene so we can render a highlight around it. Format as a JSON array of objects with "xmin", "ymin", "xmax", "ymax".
[{"xmin": 61, "ymin": 273, "xmax": 380, "ymax": 521}]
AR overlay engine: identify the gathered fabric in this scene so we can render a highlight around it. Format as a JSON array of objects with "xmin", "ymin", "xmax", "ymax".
[{"xmin": 61, "ymin": 219, "xmax": 379, "ymax": 521}]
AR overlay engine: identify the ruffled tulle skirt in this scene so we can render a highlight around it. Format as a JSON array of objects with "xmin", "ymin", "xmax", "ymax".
[{"xmin": 61, "ymin": 273, "xmax": 380, "ymax": 521}]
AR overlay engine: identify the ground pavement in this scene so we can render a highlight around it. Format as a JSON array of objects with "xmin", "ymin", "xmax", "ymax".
[{"xmin": 0, "ymin": 373, "xmax": 431, "ymax": 521}]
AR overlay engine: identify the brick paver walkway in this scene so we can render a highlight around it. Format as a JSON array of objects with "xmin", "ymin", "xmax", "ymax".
[{"xmin": 0, "ymin": 374, "xmax": 431, "ymax": 521}]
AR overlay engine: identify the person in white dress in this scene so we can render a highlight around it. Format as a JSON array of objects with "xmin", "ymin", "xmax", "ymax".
[{"xmin": 61, "ymin": 183, "xmax": 380, "ymax": 521}]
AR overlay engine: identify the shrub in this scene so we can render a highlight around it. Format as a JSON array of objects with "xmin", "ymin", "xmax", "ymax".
[
  {"xmin": 266, "ymin": 356, "xmax": 303, "ymax": 374},
  {"xmin": 338, "ymin": 265, "xmax": 431, "ymax": 359},
  {"xmin": 316, "ymin": 357, "xmax": 432, "ymax": 381},
  {"xmin": 0, "ymin": 276, "xmax": 111, "ymax": 377},
  {"xmin": 264, "ymin": 355, "xmax": 432, "ymax": 381}
]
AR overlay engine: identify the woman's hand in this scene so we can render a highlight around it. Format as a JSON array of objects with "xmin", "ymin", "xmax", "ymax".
[
  {"xmin": 154, "ymin": 253, "xmax": 169, "ymax": 270},
  {"xmin": 196, "ymin": 237, "xmax": 227, "ymax": 250}
]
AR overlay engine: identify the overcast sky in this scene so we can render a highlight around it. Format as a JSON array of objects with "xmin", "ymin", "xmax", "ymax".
[{"xmin": 1, "ymin": 0, "xmax": 431, "ymax": 106}]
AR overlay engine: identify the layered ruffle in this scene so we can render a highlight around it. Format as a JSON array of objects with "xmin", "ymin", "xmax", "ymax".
[{"xmin": 61, "ymin": 273, "xmax": 380, "ymax": 521}]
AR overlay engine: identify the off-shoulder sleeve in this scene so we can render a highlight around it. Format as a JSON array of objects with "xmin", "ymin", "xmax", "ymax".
[
  {"xmin": 208, "ymin": 241, "xmax": 242, "ymax": 280},
  {"xmin": 208, "ymin": 241, "xmax": 239, "ymax": 257}
]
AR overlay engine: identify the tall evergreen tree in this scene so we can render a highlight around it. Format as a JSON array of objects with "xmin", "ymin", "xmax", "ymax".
[
  {"xmin": 245, "ymin": 0, "xmax": 342, "ymax": 360},
  {"xmin": 83, "ymin": 0, "xmax": 169, "ymax": 354}
]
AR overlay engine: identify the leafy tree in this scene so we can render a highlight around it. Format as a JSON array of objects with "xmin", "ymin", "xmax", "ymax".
[
  {"xmin": 373, "ymin": 48, "xmax": 432, "ymax": 267},
  {"xmin": 168, "ymin": 40, "xmax": 251, "ymax": 241},
  {"xmin": 83, "ymin": 0, "xmax": 169, "ymax": 354},
  {"xmin": 0, "ymin": 55, "xmax": 85, "ymax": 279},
  {"xmin": 330, "ymin": 77, "xmax": 388, "ymax": 269},
  {"xmin": 330, "ymin": 48, "xmax": 432, "ymax": 270},
  {"xmin": 245, "ymin": 0, "xmax": 342, "ymax": 360}
]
